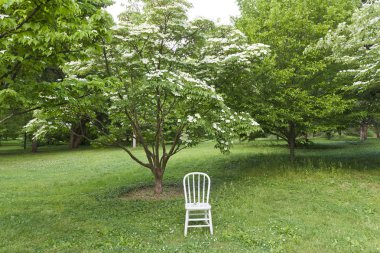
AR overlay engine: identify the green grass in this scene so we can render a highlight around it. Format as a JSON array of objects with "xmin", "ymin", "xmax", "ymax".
[{"xmin": 1, "ymin": 139, "xmax": 380, "ymax": 252}]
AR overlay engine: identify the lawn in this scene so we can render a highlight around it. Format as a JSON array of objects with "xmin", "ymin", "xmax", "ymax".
[{"xmin": 1, "ymin": 139, "xmax": 380, "ymax": 252}]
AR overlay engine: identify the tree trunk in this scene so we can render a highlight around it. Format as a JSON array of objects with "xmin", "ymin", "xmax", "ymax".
[
  {"xmin": 288, "ymin": 138, "xmax": 295, "ymax": 162},
  {"xmin": 31, "ymin": 140, "xmax": 38, "ymax": 153},
  {"xmin": 153, "ymin": 170, "xmax": 163, "ymax": 195},
  {"xmin": 288, "ymin": 122, "xmax": 296, "ymax": 162},
  {"xmin": 360, "ymin": 122, "xmax": 368, "ymax": 141},
  {"xmin": 69, "ymin": 119, "xmax": 87, "ymax": 149},
  {"xmin": 72, "ymin": 134, "xmax": 83, "ymax": 148},
  {"xmin": 132, "ymin": 133, "xmax": 137, "ymax": 148},
  {"xmin": 23, "ymin": 132, "xmax": 27, "ymax": 150},
  {"xmin": 375, "ymin": 125, "xmax": 380, "ymax": 139},
  {"xmin": 69, "ymin": 132, "xmax": 83, "ymax": 148}
]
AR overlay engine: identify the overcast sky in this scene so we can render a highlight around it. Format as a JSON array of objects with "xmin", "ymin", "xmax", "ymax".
[{"xmin": 106, "ymin": 0, "xmax": 240, "ymax": 24}]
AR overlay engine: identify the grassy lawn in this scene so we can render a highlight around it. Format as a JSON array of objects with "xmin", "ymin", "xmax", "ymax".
[{"xmin": 1, "ymin": 139, "xmax": 380, "ymax": 252}]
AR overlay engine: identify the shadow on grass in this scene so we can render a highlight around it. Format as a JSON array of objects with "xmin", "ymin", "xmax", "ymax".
[
  {"xmin": 205, "ymin": 141, "xmax": 380, "ymax": 187},
  {"xmin": 114, "ymin": 139, "xmax": 378, "ymax": 198},
  {"xmin": 0, "ymin": 144, "xmax": 107, "ymax": 156}
]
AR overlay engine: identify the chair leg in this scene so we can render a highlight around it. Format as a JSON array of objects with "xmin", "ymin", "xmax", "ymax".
[
  {"xmin": 204, "ymin": 210, "xmax": 209, "ymax": 225},
  {"xmin": 184, "ymin": 210, "xmax": 189, "ymax": 236},
  {"xmin": 208, "ymin": 210, "xmax": 213, "ymax": 235}
]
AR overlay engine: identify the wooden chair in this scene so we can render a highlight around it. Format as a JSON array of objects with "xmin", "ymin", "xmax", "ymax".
[{"xmin": 183, "ymin": 172, "xmax": 213, "ymax": 236}]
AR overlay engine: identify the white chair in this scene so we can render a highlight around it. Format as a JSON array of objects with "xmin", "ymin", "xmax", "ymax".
[{"xmin": 183, "ymin": 172, "xmax": 213, "ymax": 236}]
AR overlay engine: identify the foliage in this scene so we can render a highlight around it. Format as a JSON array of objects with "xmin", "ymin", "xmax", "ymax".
[
  {"xmin": 235, "ymin": 0, "xmax": 360, "ymax": 160},
  {"xmin": 24, "ymin": 77, "xmax": 105, "ymax": 148},
  {"xmin": 24, "ymin": 110, "xmax": 71, "ymax": 143},
  {"xmin": 315, "ymin": 0, "xmax": 380, "ymax": 130},
  {"xmin": 0, "ymin": 0, "xmax": 114, "ymax": 125},
  {"xmin": 0, "ymin": 113, "xmax": 30, "ymax": 141}
]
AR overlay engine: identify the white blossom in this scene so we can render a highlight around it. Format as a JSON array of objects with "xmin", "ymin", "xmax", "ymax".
[
  {"xmin": 251, "ymin": 120, "xmax": 260, "ymax": 126},
  {"xmin": 187, "ymin": 115, "xmax": 197, "ymax": 123}
]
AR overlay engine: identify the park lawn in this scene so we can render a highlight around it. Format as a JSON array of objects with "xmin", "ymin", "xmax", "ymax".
[{"xmin": 1, "ymin": 139, "xmax": 380, "ymax": 252}]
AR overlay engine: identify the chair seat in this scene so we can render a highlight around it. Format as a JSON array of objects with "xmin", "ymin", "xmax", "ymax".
[{"xmin": 185, "ymin": 202, "xmax": 211, "ymax": 210}]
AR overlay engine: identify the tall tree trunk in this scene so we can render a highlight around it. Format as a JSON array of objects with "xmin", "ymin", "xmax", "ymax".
[
  {"xmin": 288, "ymin": 122, "xmax": 296, "ymax": 162},
  {"xmin": 360, "ymin": 122, "xmax": 368, "ymax": 141}
]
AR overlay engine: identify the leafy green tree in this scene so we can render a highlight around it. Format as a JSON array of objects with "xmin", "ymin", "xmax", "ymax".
[
  {"xmin": 316, "ymin": 0, "xmax": 380, "ymax": 141},
  {"xmin": 235, "ymin": 0, "xmax": 360, "ymax": 161},
  {"xmin": 0, "ymin": 0, "xmax": 113, "ymax": 126}
]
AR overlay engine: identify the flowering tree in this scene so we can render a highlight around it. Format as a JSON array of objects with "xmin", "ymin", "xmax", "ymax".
[
  {"xmin": 316, "ymin": 0, "xmax": 380, "ymax": 140},
  {"xmin": 31, "ymin": 0, "xmax": 267, "ymax": 195}
]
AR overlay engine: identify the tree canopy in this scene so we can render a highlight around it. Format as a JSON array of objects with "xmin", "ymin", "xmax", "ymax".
[
  {"xmin": 0, "ymin": 0, "xmax": 113, "ymax": 125},
  {"xmin": 234, "ymin": 0, "xmax": 361, "ymax": 160},
  {"xmin": 315, "ymin": 0, "xmax": 380, "ymax": 140}
]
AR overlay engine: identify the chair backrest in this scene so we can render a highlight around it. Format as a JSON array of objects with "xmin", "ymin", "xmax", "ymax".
[{"xmin": 183, "ymin": 172, "xmax": 211, "ymax": 204}]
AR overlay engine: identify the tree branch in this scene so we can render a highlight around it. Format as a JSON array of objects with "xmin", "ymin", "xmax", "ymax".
[
  {"xmin": 71, "ymin": 128, "xmax": 151, "ymax": 169},
  {"xmin": 114, "ymin": 142, "xmax": 152, "ymax": 169},
  {"xmin": 168, "ymin": 123, "xmax": 186, "ymax": 157},
  {"xmin": 0, "ymin": 0, "xmax": 52, "ymax": 40},
  {"xmin": 101, "ymin": 38, "xmax": 111, "ymax": 77},
  {"xmin": 122, "ymin": 104, "xmax": 154, "ymax": 165}
]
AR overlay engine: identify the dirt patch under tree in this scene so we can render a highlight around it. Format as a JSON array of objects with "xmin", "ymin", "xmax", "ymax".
[{"xmin": 119, "ymin": 185, "xmax": 183, "ymax": 201}]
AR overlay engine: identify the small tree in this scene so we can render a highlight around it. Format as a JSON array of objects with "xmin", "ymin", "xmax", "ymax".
[{"xmin": 46, "ymin": 0, "xmax": 265, "ymax": 195}]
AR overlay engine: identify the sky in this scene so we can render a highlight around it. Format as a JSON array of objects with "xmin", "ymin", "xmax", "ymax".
[{"xmin": 106, "ymin": 0, "xmax": 240, "ymax": 25}]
